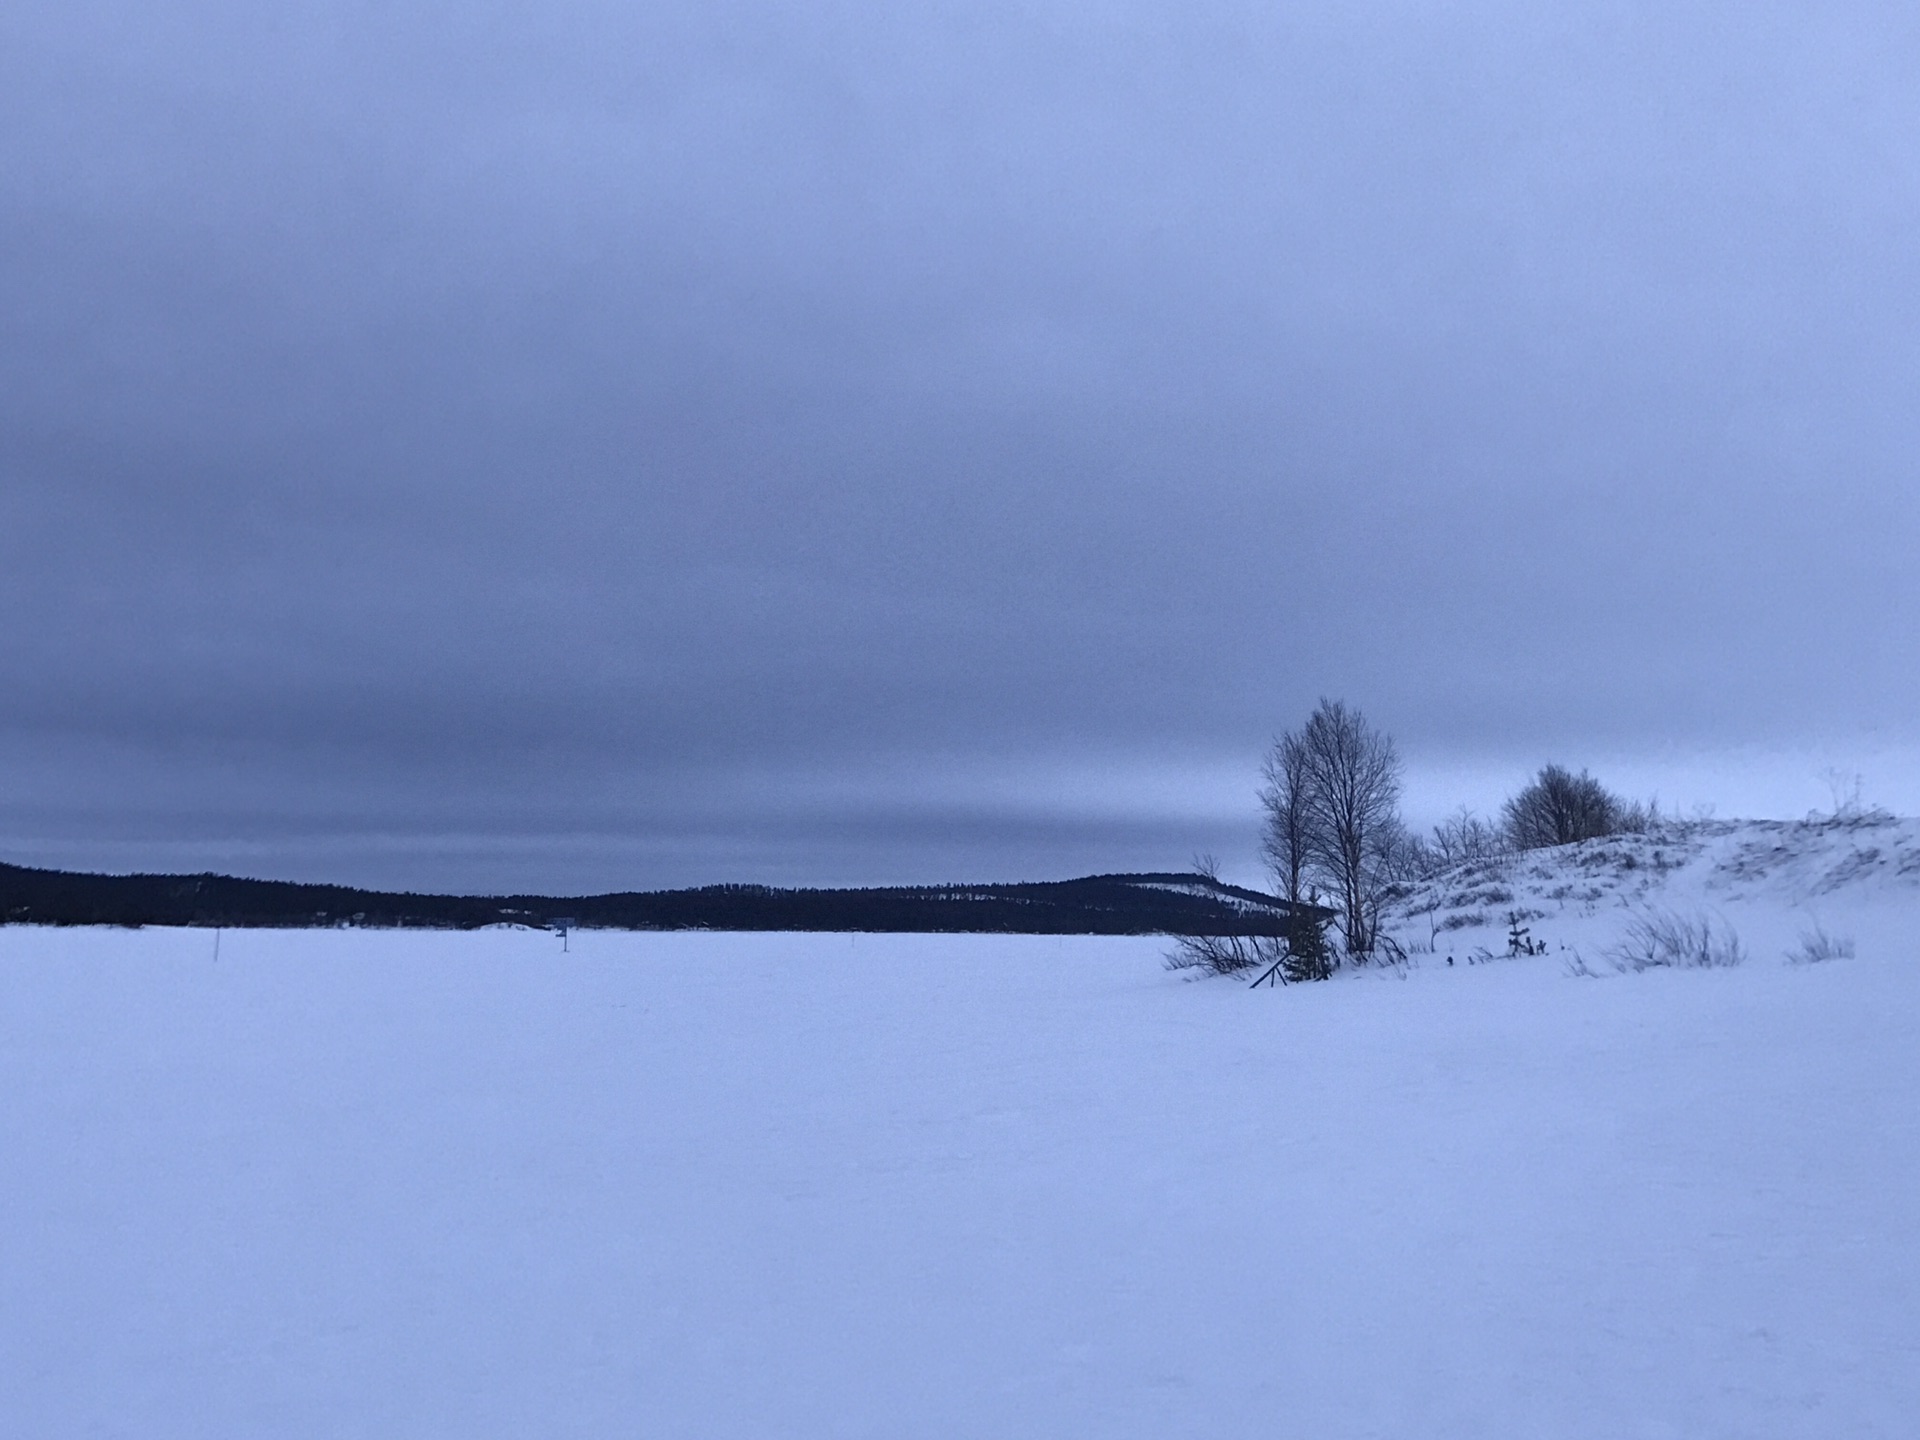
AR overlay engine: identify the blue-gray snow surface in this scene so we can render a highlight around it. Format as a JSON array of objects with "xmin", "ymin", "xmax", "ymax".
[{"xmin": 3, "ymin": 817, "xmax": 1917, "ymax": 1437}]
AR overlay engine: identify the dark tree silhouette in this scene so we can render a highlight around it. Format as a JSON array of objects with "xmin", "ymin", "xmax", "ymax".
[
  {"xmin": 1501, "ymin": 764, "xmax": 1630, "ymax": 849},
  {"xmin": 1262, "ymin": 699, "xmax": 1403, "ymax": 961}
]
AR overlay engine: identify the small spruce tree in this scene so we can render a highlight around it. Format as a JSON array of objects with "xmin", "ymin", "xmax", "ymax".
[{"xmin": 1281, "ymin": 901, "xmax": 1336, "ymax": 983}]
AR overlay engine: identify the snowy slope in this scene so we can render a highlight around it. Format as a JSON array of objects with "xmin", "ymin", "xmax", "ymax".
[
  {"xmin": 3, "ymin": 846, "xmax": 1917, "ymax": 1437},
  {"xmin": 1381, "ymin": 813, "xmax": 1920, "ymax": 974}
]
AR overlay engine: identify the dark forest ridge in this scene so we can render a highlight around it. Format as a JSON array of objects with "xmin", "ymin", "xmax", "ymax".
[{"xmin": 0, "ymin": 861, "xmax": 1308, "ymax": 935}]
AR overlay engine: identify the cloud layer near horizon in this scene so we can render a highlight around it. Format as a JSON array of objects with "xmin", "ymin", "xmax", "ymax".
[{"xmin": 4, "ymin": 1, "xmax": 1918, "ymax": 888}]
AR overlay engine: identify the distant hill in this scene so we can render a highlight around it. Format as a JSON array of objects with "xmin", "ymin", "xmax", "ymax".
[{"xmin": 0, "ymin": 861, "xmax": 1309, "ymax": 935}]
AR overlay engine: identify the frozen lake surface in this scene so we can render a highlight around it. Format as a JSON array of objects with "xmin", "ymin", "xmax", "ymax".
[{"xmin": 4, "ymin": 898, "xmax": 1916, "ymax": 1436}]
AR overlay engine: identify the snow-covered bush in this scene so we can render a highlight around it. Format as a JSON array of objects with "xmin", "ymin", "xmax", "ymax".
[
  {"xmin": 1164, "ymin": 932, "xmax": 1277, "ymax": 978},
  {"xmin": 1606, "ymin": 908, "xmax": 1745, "ymax": 972},
  {"xmin": 1785, "ymin": 924, "xmax": 1855, "ymax": 965}
]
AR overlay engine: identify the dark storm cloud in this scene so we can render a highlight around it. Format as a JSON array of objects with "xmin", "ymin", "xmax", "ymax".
[{"xmin": 4, "ymin": 1, "xmax": 1919, "ymax": 888}]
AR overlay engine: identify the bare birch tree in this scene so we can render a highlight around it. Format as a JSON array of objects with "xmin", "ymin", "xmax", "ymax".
[
  {"xmin": 1262, "ymin": 698, "xmax": 1404, "ymax": 961},
  {"xmin": 1259, "ymin": 730, "xmax": 1312, "ymax": 906}
]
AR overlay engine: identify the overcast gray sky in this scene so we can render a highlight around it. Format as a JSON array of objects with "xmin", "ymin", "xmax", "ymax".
[{"xmin": 4, "ymin": 0, "xmax": 1918, "ymax": 892}]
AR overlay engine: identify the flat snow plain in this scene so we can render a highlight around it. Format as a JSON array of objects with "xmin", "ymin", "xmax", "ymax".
[{"xmin": 5, "ymin": 823, "xmax": 1919, "ymax": 1438}]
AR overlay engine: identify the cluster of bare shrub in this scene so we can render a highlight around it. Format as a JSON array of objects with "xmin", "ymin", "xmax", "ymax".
[
  {"xmin": 1785, "ymin": 922, "xmax": 1855, "ymax": 964},
  {"xmin": 1391, "ymin": 808, "xmax": 1506, "ymax": 881},
  {"xmin": 1393, "ymin": 764, "xmax": 1658, "ymax": 881},
  {"xmin": 1605, "ymin": 908, "xmax": 1746, "ymax": 972},
  {"xmin": 1163, "ymin": 908, "xmax": 1337, "ymax": 986},
  {"xmin": 1501, "ymin": 764, "xmax": 1656, "ymax": 849},
  {"xmin": 1564, "ymin": 911, "xmax": 1857, "ymax": 977}
]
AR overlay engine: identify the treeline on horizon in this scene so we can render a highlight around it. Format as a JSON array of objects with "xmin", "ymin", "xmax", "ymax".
[{"xmin": 0, "ymin": 862, "xmax": 1306, "ymax": 936}]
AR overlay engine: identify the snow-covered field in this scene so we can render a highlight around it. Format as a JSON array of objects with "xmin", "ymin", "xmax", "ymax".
[{"xmin": 4, "ymin": 819, "xmax": 1918, "ymax": 1438}]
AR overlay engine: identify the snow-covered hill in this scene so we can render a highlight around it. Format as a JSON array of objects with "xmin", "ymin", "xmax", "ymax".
[{"xmin": 1380, "ymin": 813, "xmax": 1920, "ymax": 974}]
